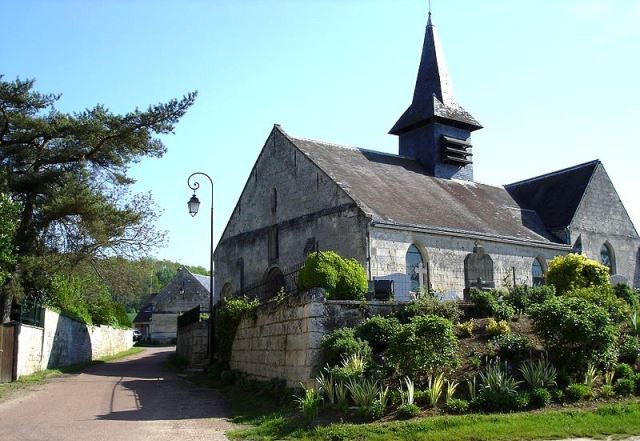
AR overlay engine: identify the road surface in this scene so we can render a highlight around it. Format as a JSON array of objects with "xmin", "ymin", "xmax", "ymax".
[{"xmin": 0, "ymin": 347, "xmax": 231, "ymax": 441}]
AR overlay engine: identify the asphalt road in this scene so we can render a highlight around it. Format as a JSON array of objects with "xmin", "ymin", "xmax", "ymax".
[{"xmin": 0, "ymin": 347, "xmax": 232, "ymax": 441}]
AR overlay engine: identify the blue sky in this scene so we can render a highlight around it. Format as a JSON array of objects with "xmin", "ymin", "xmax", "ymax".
[{"xmin": 3, "ymin": 0, "xmax": 639, "ymax": 268}]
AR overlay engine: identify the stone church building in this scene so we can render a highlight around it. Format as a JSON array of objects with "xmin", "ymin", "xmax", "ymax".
[{"xmin": 214, "ymin": 14, "xmax": 639, "ymax": 303}]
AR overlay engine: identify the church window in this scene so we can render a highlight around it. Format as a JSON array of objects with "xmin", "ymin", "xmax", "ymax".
[
  {"xmin": 272, "ymin": 188, "xmax": 278, "ymax": 213},
  {"xmin": 405, "ymin": 244, "xmax": 426, "ymax": 293},
  {"xmin": 600, "ymin": 243, "xmax": 615, "ymax": 274},
  {"xmin": 532, "ymin": 257, "xmax": 545, "ymax": 287},
  {"xmin": 269, "ymin": 226, "xmax": 279, "ymax": 262}
]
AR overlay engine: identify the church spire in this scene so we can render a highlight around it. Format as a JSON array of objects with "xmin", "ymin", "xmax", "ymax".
[{"xmin": 390, "ymin": 11, "xmax": 482, "ymax": 181}]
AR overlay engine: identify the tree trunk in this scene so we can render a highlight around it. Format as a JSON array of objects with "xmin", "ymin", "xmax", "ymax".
[{"xmin": 0, "ymin": 288, "xmax": 12, "ymax": 323}]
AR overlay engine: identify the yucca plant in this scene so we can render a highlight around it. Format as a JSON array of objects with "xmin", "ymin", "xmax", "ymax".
[
  {"xmin": 346, "ymin": 377, "xmax": 379, "ymax": 408},
  {"xmin": 378, "ymin": 385, "xmax": 390, "ymax": 409},
  {"xmin": 335, "ymin": 381, "xmax": 349, "ymax": 410},
  {"xmin": 399, "ymin": 376, "xmax": 415, "ymax": 405},
  {"xmin": 604, "ymin": 369, "xmax": 615, "ymax": 386},
  {"xmin": 446, "ymin": 379, "xmax": 459, "ymax": 403},
  {"xmin": 294, "ymin": 384, "xmax": 323, "ymax": 419},
  {"xmin": 519, "ymin": 359, "xmax": 557, "ymax": 389},
  {"xmin": 316, "ymin": 371, "xmax": 336, "ymax": 405},
  {"xmin": 583, "ymin": 364, "xmax": 600, "ymax": 388},
  {"xmin": 630, "ymin": 307, "xmax": 639, "ymax": 337},
  {"xmin": 466, "ymin": 376, "xmax": 477, "ymax": 401},
  {"xmin": 341, "ymin": 353, "xmax": 367, "ymax": 371},
  {"xmin": 426, "ymin": 373, "xmax": 444, "ymax": 407},
  {"xmin": 479, "ymin": 361, "xmax": 520, "ymax": 393}
]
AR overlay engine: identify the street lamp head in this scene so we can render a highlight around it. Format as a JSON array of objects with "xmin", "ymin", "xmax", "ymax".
[{"xmin": 187, "ymin": 193, "xmax": 200, "ymax": 217}]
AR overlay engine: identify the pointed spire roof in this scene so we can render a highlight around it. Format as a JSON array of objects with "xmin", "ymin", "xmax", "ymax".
[{"xmin": 390, "ymin": 13, "xmax": 482, "ymax": 135}]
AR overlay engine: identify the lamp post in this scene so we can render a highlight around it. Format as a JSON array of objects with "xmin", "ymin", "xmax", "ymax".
[{"xmin": 187, "ymin": 172, "xmax": 215, "ymax": 363}]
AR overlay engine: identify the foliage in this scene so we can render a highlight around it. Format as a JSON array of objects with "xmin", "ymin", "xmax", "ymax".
[
  {"xmin": 519, "ymin": 359, "xmax": 557, "ymax": 390},
  {"xmin": 0, "ymin": 76, "xmax": 196, "ymax": 320},
  {"xmin": 0, "ymin": 194, "xmax": 19, "ymax": 287},
  {"xmin": 396, "ymin": 403, "xmax": 420, "ymax": 419},
  {"xmin": 545, "ymin": 254, "xmax": 610, "ymax": 295},
  {"xmin": 446, "ymin": 398, "xmax": 469, "ymax": 414},
  {"xmin": 320, "ymin": 327, "xmax": 371, "ymax": 367},
  {"xmin": 216, "ymin": 296, "xmax": 259, "ymax": 365},
  {"xmin": 398, "ymin": 295, "xmax": 461, "ymax": 323},
  {"xmin": 565, "ymin": 285, "xmax": 631, "ymax": 324},
  {"xmin": 614, "ymin": 363, "xmax": 635, "ymax": 380},
  {"xmin": 478, "ymin": 361, "xmax": 520, "ymax": 394},
  {"xmin": 565, "ymin": 383, "xmax": 592, "ymax": 401},
  {"xmin": 613, "ymin": 284, "xmax": 639, "ymax": 308},
  {"xmin": 583, "ymin": 364, "xmax": 600, "ymax": 388},
  {"xmin": 446, "ymin": 379, "xmax": 459, "ymax": 403},
  {"xmin": 466, "ymin": 376, "xmax": 478, "ymax": 401},
  {"xmin": 613, "ymin": 378, "xmax": 635, "ymax": 397},
  {"xmin": 600, "ymin": 385, "xmax": 616, "ymax": 398},
  {"xmin": 346, "ymin": 377, "xmax": 379, "ymax": 408},
  {"xmin": 355, "ymin": 315, "xmax": 400, "ymax": 354},
  {"xmin": 425, "ymin": 373, "xmax": 444, "ymax": 408},
  {"xmin": 618, "ymin": 334, "xmax": 640, "ymax": 365},
  {"xmin": 529, "ymin": 296, "xmax": 619, "ymax": 370},
  {"xmin": 399, "ymin": 376, "xmax": 415, "ymax": 405},
  {"xmin": 472, "ymin": 389, "xmax": 529, "ymax": 412},
  {"xmin": 470, "ymin": 289, "xmax": 499, "ymax": 318},
  {"xmin": 508, "ymin": 285, "xmax": 556, "ymax": 312},
  {"xmin": 294, "ymin": 385, "xmax": 323, "ymax": 419},
  {"xmin": 455, "ymin": 319, "xmax": 474, "ymax": 337},
  {"xmin": 297, "ymin": 251, "xmax": 367, "ymax": 300},
  {"xmin": 387, "ymin": 315, "xmax": 459, "ymax": 380},
  {"xmin": 315, "ymin": 371, "xmax": 336, "ymax": 405},
  {"xmin": 489, "ymin": 333, "xmax": 532, "ymax": 360},
  {"xmin": 528, "ymin": 388, "xmax": 551, "ymax": 408},
  {"xmin": 327, "ymin": 353, "xmax": 367, "ymax": 383},
  {"xmin": 486, "ymin": 318, "xmax": 510, "ymax": 337}
]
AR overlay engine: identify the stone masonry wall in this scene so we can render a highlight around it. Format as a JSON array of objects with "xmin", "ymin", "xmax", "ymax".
[
  {"xmin": 15, "ymin": 308, "xmax": 133, "ymax": 379},
  {"xmin": 230, "ymin": 289, "xmax": 404, "ymax": 387},
  {"xmin": 176, "ymin": 320, "xmax": 209, "ymax": 368}
]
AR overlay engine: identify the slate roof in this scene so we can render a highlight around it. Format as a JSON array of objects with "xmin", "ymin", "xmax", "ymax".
[
  {"xmin": 286, "ymin": 133, "xmax": 565, "ymax": 247},
  {"xmin": 133, "ymin": 295, "xmax": 156, "ymax": 323},
  {"xmin": 505, "ymin": 160, "xmax": 599, "ymax": 230},
  {"xmin": 191, "ymin": 272, "xmax": 212, "ymax": 292}
]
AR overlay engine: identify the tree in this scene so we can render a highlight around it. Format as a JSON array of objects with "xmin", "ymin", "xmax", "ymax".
[
  {"xmin": 0, "ymin": 193, "xmax": 19, "ymax": 285},
  {"xmin": 0, "ymin": 76, "xmax": 196, "ymax": 321},
  {"xmin": 545, "ymin": 253, "xmax": 610, "ymax": 295}
]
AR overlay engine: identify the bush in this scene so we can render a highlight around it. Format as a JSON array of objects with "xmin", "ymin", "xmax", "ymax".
[
  {"xmin": 321, "ymin": 327, "xmax": 371, "ymax": 367},
  {"xmin": 529, "ymin": 296, "xmax": 619, "ymax": 370},
  {"xmin": 298, "ymin": 251, "xmax": 367, "ymax": 300},
  {"xmin": 489, "ymin": 333, "xmax": 533, "ymax": 360},
  {"xmin": 565, "ymin": 383, "xmax": 592, "ymax": 401},
  {"xmin": 615, "ymin": 363, "xmax": 635, "ymax": 380},
  {"xmin": 545, "ymin": 253, "xmax": 610, "ymax": 295},
  {"xmin": 455, "ymin": 319, "xmax": 474, "ymax": 337},
  {"xmin": 528, "ymin": 388, "xmax": 551, "ymax": 408},
  {"xmin": 614, "ymin": 378, "xmax": 635, "ymax": 396},
  {"xmin": 613, "ymin": 283, "xmax": 639, "ymax": 307},
  {"xmin": 355, "ymin": 316, "xmax": 400, "ymax": 354},
  {"xmin": 470, "ymin": 289, "xmax": 499, "ymax": 318},
  {"xmin": 386, "ymin": 315, "xmax": 459, "ymax": 380},
  {"xmin": 508, "ymin": 285, "xmax": 556, "ymax": 312},
  {"xmin": 565, "ymin": 285, "xmax": 631, "ymax": 324},
  {"xmin": 472, "ymin": 389, "xmax": 529, "ymax": 412},
  {"xmin": 398, "ymin": 295, "xmax": 461, "ymax": 323},
  {"xmin": 396, "ymin": 403, "xmax": 420, "ymax": 419},
  {"xmin": 446, "ymin": 398, "xmax": 470, "ymax": 414},
  {"xmin": 486, "ymin": 319, "xmax": 510, "ymax": 337},
  {"xmin": 599, "ymin": 384, "xmax": 615, "ymax": 398},
  {"xmin": 216, "ymin": 296, "xmax": 260, "ymax": 364},
  {"xmin": 618, "ymin": 335, "xmax": 640, "ymax": 365}
]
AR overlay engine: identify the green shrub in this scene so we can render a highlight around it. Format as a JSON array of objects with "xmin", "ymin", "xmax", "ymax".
[
  {"xmin": 362, "ymin": 399, "xmax": 385, "ymax": 420},
  {"xmin": 216, "ymin": 296, "xmax": 260, "ymax": 365},
  {"xmin": 599, "ymin": 384, "xmax": 616, "ymax": 398},
  {"xmin": 614, "ymin": 378, "xmax": 635, "ymax": 396},
  {"xmin": 508, "ymin": 285, "xmax": 556, "ymax": 312},
  {"xmin": 386, "ymin": 315, "xmax": 459, "ymax": 380},
  {"xmin": 489, "ymin": 333, "xmax": 532, "ymax": 361},
  {"xmin": 294, "ymin": 385, "xmax": 323, "ymax": 419},
  {"xmin": 297, "ymin": 251, "xmax": 367, "ymax": 300},
  {"xmin": 618, "ymin": 335, "xmax": 640, "ymax": 365},
  {"xmin": 635, "ymin": 373, "xmax": 640, "ymax": 394},
  {"xmin": 49, "ymin": 274, "xmax": 93, "ymax": 324},
  {"xmin": 565, "ymin": 285, "xmax": 631, "ymax": 324},
  {"xmin": 472, "ymin": 389, "xmax": 529, "ymax": 412},
  {"xmin": 327, "ymin": 353, "xmax": 367, "ymax": 383},
  {"xmin": 445, "ymin": 398, "xmax": 470, "ymax": 414},
  {"xmin": 615, "ymin": 363, "xmax": 635, "ymax": 380},
  {"xmin": 396, "ymin": 403, "xmax": 420, "ymax": 419},
  {"xmin": 486, "ymin": 318, "xmax": 510, "ymax": 337},
  {"xmin": 528, "ymin": 388, "xmax": 551, "ymax": 408},
  {"xmin": 613, "ymin": 283, "xmax": 639, "ymax": 307},
  {"xmin": 519, "ymin": 359, "xmax": 557, "ymax": 390},
  {"xmin": 455, "ymin": 319, "xmax": 474, "ymax": 337},
  {"xmin": 470, "ymin": 289, "xmax": 499, "ymax": 318},
  {"xmin": 565, "ymin": 383, "xmax": 592, "ymax": 401},
  {"xmin": 545, "ymin": 253, "xmax": 610, "ymax": 295},
  {"xmin": 529, "ymin": 296, "xmax": 619, "ymax": 370},
  {"xmin": 355, "ymin": 315, "xmax": 400, "ymax": 354},
  {"xmin": 398, "ymin": 295, "xmax": 461, "ymax": 323},
  {"xmin": 321, "ymin": 327, "xmax": 371, "ymax": 367}
]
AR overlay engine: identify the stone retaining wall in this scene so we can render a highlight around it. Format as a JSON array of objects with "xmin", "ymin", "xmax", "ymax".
[
  {"xmin": 176, "ymin": 320, "xmax": 209, "ymax": 367},
  {"xmin": 229, "ymin": 289, "xmax": 402, "ymax": 386},
  {"xmin": 15, "ymin": 308, "xmax": 133, "ymax": 379}
]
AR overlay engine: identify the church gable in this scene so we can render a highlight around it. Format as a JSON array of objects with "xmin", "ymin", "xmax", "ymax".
[{"xmin": 153, "ymin": 268, "xmax": 210, "ymax": 314}]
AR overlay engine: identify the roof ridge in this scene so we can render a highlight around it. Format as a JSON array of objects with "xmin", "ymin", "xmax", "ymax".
[
  {"xmin": 289, "ymin": 134, "xmax": 415, "ymax": 160},
  {"xmin": 504, "ymin": 159, "xmax": 600, "ymax": 188}
]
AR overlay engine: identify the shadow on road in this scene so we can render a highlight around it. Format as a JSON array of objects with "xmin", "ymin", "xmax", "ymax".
[{"xmin": 91, "ymin": 348, "xmax": 229, "ymax": 422}]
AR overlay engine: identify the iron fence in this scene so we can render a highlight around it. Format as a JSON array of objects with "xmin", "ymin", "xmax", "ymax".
[
  {"xmin": 230, "ymin": 263, "xmax": 302, "ymax": 303},
  {"xmin": 10, "ymin": 298, "xmax": 45, "ymax": 327}
]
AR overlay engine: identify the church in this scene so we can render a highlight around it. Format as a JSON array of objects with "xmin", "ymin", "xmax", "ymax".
[{"xmin": 213, "ymin": 13, "xmax": 639, "ymax": 302}]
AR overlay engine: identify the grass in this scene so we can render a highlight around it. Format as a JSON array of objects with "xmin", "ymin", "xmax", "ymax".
[
  {"xmin": 0, "ymin": 347, "xmax": 144, "ymax": 400},
  {"xmin": 226, "ymin": 395, "xmax": 640, "ymax": 441}
]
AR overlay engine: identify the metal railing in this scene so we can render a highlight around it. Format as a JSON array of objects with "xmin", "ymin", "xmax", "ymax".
[{"xmin": 230, "ymin": 263, "xmax": 303, "ymax": 303}]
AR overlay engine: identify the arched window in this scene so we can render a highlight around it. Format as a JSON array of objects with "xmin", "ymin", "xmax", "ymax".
[
  {"xmin": 405, "ymin": 244, "xmax": 426, "ymax": 293},
  {"xmin": 600, "ymin": 243, "xmax": 615, "ymax": 274},
  {"xmin": 532, "ymin": 257, "xmax": 545, "ymax": 287}
]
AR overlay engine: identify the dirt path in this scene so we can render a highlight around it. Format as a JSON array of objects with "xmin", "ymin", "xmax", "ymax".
[{"xmin": 0, "ymin": 347, "xmax": 231, "ymax": 441}]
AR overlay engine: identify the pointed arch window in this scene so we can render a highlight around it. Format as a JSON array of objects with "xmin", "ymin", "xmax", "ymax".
[
  {"xmin": 532, "ymin": 257, "xmax": 545, "ymax": 287},
  {"xmin": 405, "ymin": 244, "xmax": 427, "ymax": 293},
  {"xmin": 600, "ymin": 243, "xmax": 615, "ymax": 274}
]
